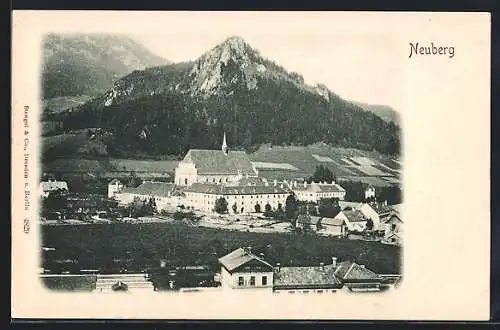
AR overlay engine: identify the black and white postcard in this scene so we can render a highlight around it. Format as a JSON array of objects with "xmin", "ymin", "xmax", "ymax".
[{"xmin": 11, "ymin": 11, "xmax": 491, "ymax": 320}]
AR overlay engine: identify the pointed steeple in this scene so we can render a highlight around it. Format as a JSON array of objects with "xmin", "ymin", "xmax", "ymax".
[{"xmin": 222, "ymin": 132, "xmax": 228, "ymax": 155}]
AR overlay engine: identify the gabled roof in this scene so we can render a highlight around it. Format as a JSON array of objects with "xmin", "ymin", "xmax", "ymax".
[
  {"xmin": 309, "ymin": 216, "xmax": 322, "ymax": 225},
  {"xmin": 341, "ymin": 210, "xmax": 366, "ymax": 223},
  {"xmin": 274, "ymin": 264, "xmax": 342, "ymax": 288},
  {"xmin": 321, "ymin": 217, "xmax": 345, "ymax": 226},
  {"xmin": 218, "ymin": 247, "xmax": 273, "ymax": 273},
  {"xmin": 292, "ymin": 182, "xmax": 345, "ymax": 193},
  {"xmin": 183, "ymin": 183, "xmax": 290, "ymax": 195},
  {"xmin": 334, "ymin": 261, "xmax": 381, "ymax": 282},
  {"xmin": 368, "ymin": 202, "xmax": 394, "ymax": 216},
  {"xmin": 182, "ymin": 149, "xmax": 256, "ymax": 175},
  {"xmin": 120, "ymin": 182, "xmax": 175, "ymax": 198},
  {"xmin": 108, "ymin": 178, "xmax": 123, "ymax": 185},
  {"xmin": 40, "ymin": 181, "xmax": 68, "ymax": 192},
  {"xmin": 232, "ymin": 176, "xmax": 265, "ymax": 186},
  {"xmin": 382, "ymin": 212, "xmax": 403, "ymax": 224}
]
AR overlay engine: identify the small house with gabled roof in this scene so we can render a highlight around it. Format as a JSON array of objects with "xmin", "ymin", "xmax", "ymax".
[{"xmin": 218, "ymin": 247, "xmax": 274, "ymax": 290}]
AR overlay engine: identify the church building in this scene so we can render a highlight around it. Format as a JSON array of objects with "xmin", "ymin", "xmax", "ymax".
[{"xmin": 174, "ymin": 133, "xmax": 258, "ymax": 186}]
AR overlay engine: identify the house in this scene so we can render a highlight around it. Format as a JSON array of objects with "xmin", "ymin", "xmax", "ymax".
[
  {"xmin": 39, "ymin": 180, "xmax": 68, "ymax": 198},
  {"xmin": 382, "ymin": 212, "xmax": 403, "ymax": 245},
  {"xmin": 365, "ymin": 185, "xmax": 376, "ymax": 200},
  {"xmin": 334, "ymin": 261, "xmax": 383, "ymax": 292},
  {"xmin": 217, "ymin": 247, "xmax": 398, "ymax": 293},
  {"xmin": 296, "ymin": 214, "xmax": 322, "ymax": 231},
  {"xmin": 289, "ymin": 181, "xmax": 346, "ymax": 202},
  {"xmin": 182, "ymin": 183, "xmax": 290, "ymax": 214},
  {"xmin": 338, "ymin": 201, "xmax": 364, "ymax": 211},
  {"xmin": 218, "ymin": 247, "xmax": 274, "ymax": 290},
  {"xmin": 333, "ymin": 210, "xmax": 368, "ymax": 232},
  {"xmin": 359, "ymin": 202, "xmax": 394, "ymax": 232},
  {"xmin": 115, "ymin": 182, "xmax": 178, "ymax": 211},
  {"xmin": 107, "ymin": 179, "xmax": 124, "ymax": 199},
  {"xmin": 174, "ymin": 133, "xmax": 258, "ymax": 186},
  {"xmin": 318, "ymin": 217, "xmax": 347, "ymax": 237},
  {"xmin": 273, "ymin": 258, "xmax": 343, "ymax": 294}
]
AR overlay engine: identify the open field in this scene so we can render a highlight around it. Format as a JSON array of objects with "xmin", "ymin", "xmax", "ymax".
[
  {"xmin": 42, "ymin": 143, "xmax": 401, "ymax": 187},
  {"xmin": 41, "ymin": 222, "xmax": 401, "ymax": 275},
  {"xmin": 249, "ymin": 144, "xmax": 401, "ymax": 184}
]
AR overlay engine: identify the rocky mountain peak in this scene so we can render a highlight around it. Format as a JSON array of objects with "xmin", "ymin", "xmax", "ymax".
[{"xmin": 189, "ymin": 36, "xmax": 264, "ymax": 96}]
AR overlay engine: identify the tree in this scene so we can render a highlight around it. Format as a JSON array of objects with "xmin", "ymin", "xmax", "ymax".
[
  {"xmin": 214, "ymin": 197, "xmax": 228, "ymax": 214},
  {"xmin": 232, "ymin": 202, "xmax": 238, "ymax": 214},
  {"xmin": 318, "ymin": 198, "xmax": 340, "ymax": 218},
  {"xmin": 263, "ymin": 203, "xmax": 273, "ymax": 217},
  {"xmin": 307, "ymin": 202, "xmax": 318, "ymax": 216},
  {"xmin": 308, "ymin": 165, "xmax": 334, "ymax": 183},
  {"xmin": 254, "ymin": 203, "xmax": 261, "ymax": 213},
  {"xmin": 366, "ymin": 218, "xmax": 374, "ymax": 231},
  {"xmin": 285, "ymin": 194, "xmax": 299, "ymax": 225}
]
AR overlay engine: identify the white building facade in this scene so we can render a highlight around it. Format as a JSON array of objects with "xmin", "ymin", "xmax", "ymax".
[
  {"xmin": 182, "ymin": 183, "xmax": 290, "ymax": 214},
  {"xmin": 289, "ymin": 181, "xmax": 346, "ymax": 203},
  {"xmin": 174, "ymin": 133, "xmax": 258, "ymax": 187}
]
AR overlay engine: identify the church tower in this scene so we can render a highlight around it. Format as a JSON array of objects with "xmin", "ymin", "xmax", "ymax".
[{"xmin": 222, "ymin": 132, "xmax": 228, "ymax": 155}]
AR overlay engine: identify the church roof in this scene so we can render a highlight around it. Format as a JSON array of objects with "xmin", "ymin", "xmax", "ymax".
[{"xmin": 182, "ymin": 149, "xmax": 256, "ymax": 175}]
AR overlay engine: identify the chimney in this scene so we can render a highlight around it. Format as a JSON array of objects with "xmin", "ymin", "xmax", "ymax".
[
  {"xmin": 293, "ymin": 181, "xmax": 297, "ymax": 188},
  {"xmin": 331, "ymin": 257, "xmax": 337, "ymax": 268},
  {"xmin": 273, "ymin": 180, "xmax": 277, "ymax": 186},
  {"xmin": 319, "ymin": 262, "xmax": 325, "ymax": 271},
  {"xmin": 303, "ymin": 182, "xmax": 307, "ymax": 188},
  {"xmin": 276, "ymin": 263, "xmax": 281, "ymax": 272}
]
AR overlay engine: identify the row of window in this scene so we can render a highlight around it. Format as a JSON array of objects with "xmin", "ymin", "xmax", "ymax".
[
  {"xmin": 275, "ymin": 289, "xmax": 337, "ymax": 294},
  {"xmin": 238, "ymin": 275, "xmax": 267, "ymax": 286}
]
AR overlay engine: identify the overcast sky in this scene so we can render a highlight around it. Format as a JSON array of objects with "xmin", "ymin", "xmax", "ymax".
[{"xmin": 123, "ymin": 12, "xmax": 405, "ymax": 112}]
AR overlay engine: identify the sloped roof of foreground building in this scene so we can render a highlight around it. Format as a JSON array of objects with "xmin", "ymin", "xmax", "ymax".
[
  {"xmin": 334, "ymin": 261, "xmax": 381, "ymax": 282},
  {"xmin": 218, "ymin": 247, "xmax": 274, "ymax": 273},
  {"xmin": 274, "ymin": 264, "xmax": 343, "ymax": 289},
  {"xmin": 182, "ymin": 149, "xmax": 256, "ymax": 175},
  {"xmin": 183, "ymin": 183, "xmax": 290, "ymax": 195}
]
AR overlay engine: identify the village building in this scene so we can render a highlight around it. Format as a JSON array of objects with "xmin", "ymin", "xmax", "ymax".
[
  {"xmin": 333, "ymin": 209, "xmax": 368, "ymax": 232},
  {"xmin": 338, "ymin": 201, "xmax": 364, "ymax": 211},
  {"xmin": 333, "ymin": 261, "xmax": 384, "ymax": 292},
  {"xmin": 317, "ymin": 217, "xmax": 348, "ymax": 237},
  {"xmin": 174, "ymin": 133, "xmax": 258, "ymax": 187},
  {"xmin": 182, "ymin": 183, "xmax": 290, "ymax": 214},
  {"xmin": 217, "ymin": 248, "xmax": 394, "ymax": 293},
  {"xmin": 296, "ymin": 214, "xmax": 322, "ymax": 231},
  {"xmin": 359, "ymin": 202, "xmax": 394, "ymax": 232},
  {"xmin": 39, "ymin": 180, "xmax": 69, "ymax": 198},
  {"xmin": 382, "ymin": 211, "xmax": 403, "ymax": 246},
  {"xmin": 107, "ymin": 179, "xmax": 124, "ymax": 199},
  {"xmin": 273, "ymin": 258, "xmax": 343, "ymax": 294},
  {"xmin": 115, "ymin": 182, "xmax": 181, "ymax": 211},
  {"xmin": 218, "ymin": 247, "xmax": 274, "ymax": 290},
  {"xmin": 365, "ymin": 185, "xmax": 376, "ymax": 200},
  {"xmin": 288, "ymin": 180, "xmax": 346, "ymax": 202}
]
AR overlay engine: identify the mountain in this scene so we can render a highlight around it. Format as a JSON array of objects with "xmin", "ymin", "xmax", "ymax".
[
  {"xmin": 352, "ymin": 101, "xmax": 400, "ymax": 125},
  {"xmin": 55, "ymin": 36, "xmax": 401, "ymax": 159},
  {"xmin": 42, "ymin": 34, "xmax": 170, "ymax": 100}
]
